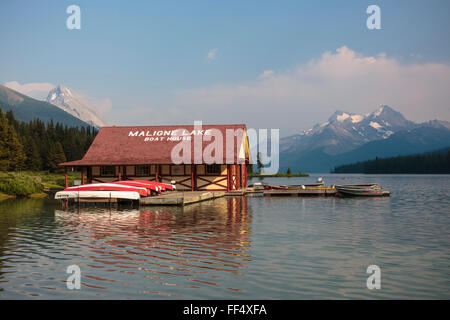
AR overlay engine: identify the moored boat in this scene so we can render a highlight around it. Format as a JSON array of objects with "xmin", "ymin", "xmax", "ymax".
[
  {"xmin": 336, "ymin": 184, "xmax": 382, "ymax": 190},
  {"xmin": 335, "ymin": 184, "xmax": 390, "ymax": 197},
  {"xmin": 263, "ymin": 176, "xmax": 325, "ymax": 190}
]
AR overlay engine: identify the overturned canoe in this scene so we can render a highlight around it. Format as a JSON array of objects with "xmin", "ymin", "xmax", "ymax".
[
  {"xmin": 111, "ymin": 180, "xmax": 175, "ymax": 192},
  {"xmin": 55, "ymin": 190, "xmax": 141, "ymax": 200},
  {"xmin": 64, "ymin": 183, "xmax": 149, "ymax": 197}
]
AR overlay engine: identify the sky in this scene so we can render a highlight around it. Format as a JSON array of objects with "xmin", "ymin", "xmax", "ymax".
[{"xmin": 1, "ymin": 0, "xmax": 450, "ymax": 137}]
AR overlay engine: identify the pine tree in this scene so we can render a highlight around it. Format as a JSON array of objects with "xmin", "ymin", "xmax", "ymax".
[
  {"xmin": 0, "ymin": 109, "xmax": 26, "ymax": 171},
  {"xmin": 24, "ymin": 139, "xmax": 42, "ymax": 171},
  {"xmin": 0, "ymin": 108, "xmax": 97, "ymax": 172},
  {"xmin": 0, "ymin": 110, "xmax": 10, "ymax": 170},
  {"xmin": 47, "ymin": 141, "xmax": 67, "ymax": 172}
]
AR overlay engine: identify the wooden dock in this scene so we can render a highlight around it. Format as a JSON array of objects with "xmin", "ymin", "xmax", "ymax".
[
  {"xmin": 139, "ymin": 191, "xmax": 227, "ymax": 206},
  {"xmin": 263, "ymin": 187, "xmax": 337, "ymax": 197}
]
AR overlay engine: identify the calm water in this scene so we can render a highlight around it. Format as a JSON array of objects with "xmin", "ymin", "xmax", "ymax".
[{"xmin": 0, "ymin": 174, "xmax": 449, "ymax": 299}]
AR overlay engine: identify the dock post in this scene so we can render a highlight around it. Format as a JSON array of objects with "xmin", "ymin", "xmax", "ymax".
[{"xmin": 191, "ymin": 164, "xmax": 194, "ymax": 191}]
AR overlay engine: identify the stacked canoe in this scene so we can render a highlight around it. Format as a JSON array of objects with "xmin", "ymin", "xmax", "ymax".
[{"xmin": 55, "ymin": 180, "xmax": 176, "ymax": 201}]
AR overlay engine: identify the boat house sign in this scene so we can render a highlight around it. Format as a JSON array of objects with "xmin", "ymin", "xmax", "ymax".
[{"xmin": 129, "ymin": 129, "xmax": 213, "ymax": 142}]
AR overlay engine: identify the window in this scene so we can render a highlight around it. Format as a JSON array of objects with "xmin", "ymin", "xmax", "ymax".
[
  {"xmin": 101, "ymin": 166, "xmax": 115, "ymax": 176},
  {"xmin": 136, "ymin": 165, "xmax": 149, "ymax": 176},
  {"xmin": 206, "ymin": 164, "xmax": 221, "ymax": 174},
  {"xmin": 171, "ymin": 165, "xmax": 184, "ymax": 175}
]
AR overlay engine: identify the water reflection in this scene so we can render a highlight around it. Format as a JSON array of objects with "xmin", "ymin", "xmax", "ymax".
[
  {"xmin": 1, "ymin": 175, "xmax": 449, "ymax": 299},
  {"xmin": 1, "ymin": 197, "xmax": 251, "ymax": 298}
]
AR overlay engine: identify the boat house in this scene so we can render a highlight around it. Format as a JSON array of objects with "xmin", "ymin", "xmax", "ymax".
[{"xmin": 59, "ymin": 124, "xmax": 251, "ymax": 191}]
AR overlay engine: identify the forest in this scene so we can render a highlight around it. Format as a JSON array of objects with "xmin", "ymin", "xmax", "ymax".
[
  {"xmin": 0, "ymin": 107, "xmax": 97, "ymax": 172},
  {"xmin": 332, "ymin": 148, "xmax": 450, "ymax": 174}
]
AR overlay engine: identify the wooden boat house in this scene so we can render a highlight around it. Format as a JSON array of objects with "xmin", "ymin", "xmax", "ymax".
[{"xmin": 59, "ymin": 124, "xmax": 251, "ymax": 191}]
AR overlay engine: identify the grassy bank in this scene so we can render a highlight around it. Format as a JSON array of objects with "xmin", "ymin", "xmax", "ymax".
[
  {"xmin": 0, "ymin": 171, "xmax": 81, "ymax": 197},
  {"xmin": 248, "ymin": 172, "xmax": 309, "ymax": 178}
]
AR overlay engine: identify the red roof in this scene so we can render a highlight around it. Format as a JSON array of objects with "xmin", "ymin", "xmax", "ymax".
[{"xmin": 60, "ymin": 124, "xmax": 249, "ymax": 166}]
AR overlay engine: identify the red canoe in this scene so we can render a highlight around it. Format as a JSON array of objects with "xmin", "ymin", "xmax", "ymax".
[
  {"xmin": 65, "ymin": 183, "xmax": 149, "ymax": 197},
  {"xmin": 112, "ymin": 180, "xmax": 175, "ymax": 192}
]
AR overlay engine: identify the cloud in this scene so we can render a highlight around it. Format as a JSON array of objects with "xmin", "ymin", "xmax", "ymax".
[
  {"xmin": 207, "ymin": 48, "xmax": 218, "ymax": 60},
  {"xmin": 4, "ymin": 81, "xmax": 55, "ymax": 100},
  {"xmin": 259, "ymin": 70, "xmax": 275, "ymax": 79},
  {"xmin": 174, "ymin": 46, "xmax": 450, "ymax": 136}
]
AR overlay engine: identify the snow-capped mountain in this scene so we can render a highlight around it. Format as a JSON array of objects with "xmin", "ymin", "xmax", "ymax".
[
  {"xmin": 46, "ymin": 85, "xmax": 107, "ymax": 128},
  {"xmin": 280, "ymin": 105, "xmax": 416, "ymax": 156},
  {"xmin": 279, "ymin": 105, "xmax": 450, "ymax": 172}
]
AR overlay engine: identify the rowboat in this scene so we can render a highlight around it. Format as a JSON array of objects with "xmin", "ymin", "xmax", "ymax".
[
  {"xmin": 55, "ymin": 190, "xmax": 141, "ymax": 200},
  {"xmin": 335, "ymin": 184, "xmax": 390, "ymax": 197},
  {"xmin": 336, "ymin": 184, "xmax": 382, "ymax": 190},
  {"xmin": 64, "ymin": 183, "xmax": 149, "ymax": 197}
]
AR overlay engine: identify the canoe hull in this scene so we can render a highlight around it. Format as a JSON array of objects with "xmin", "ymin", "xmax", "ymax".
[
  {"xmin": 111, "ymin": 180, "xmax": 176, "ymax": 191},
  {"xmin": 65, "ymin": 183, "xmax": 148, "ymax": 196},
  {"xmin": 55, "ymin": 191, "xmax": 140, "ymax": 200}
]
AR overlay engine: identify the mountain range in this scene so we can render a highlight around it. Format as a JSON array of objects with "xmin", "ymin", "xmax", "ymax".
[
  {"xmin": 0, "ymin": 84, "xmax": 92, "ymax": 128},
  {"xmin": 45, "ymin": 85, "xmax": 107, "ymax": 128},
  {"xmin": 280, "ymin": 106, "xmax": 450, "ymax": 172},
  {"xmin": 2, "ymin": 82, "xmax": 449, "ymax": 173},
  {"xmin": 1, "ymin": 83, "xmax": 107, "ymax": 128}
]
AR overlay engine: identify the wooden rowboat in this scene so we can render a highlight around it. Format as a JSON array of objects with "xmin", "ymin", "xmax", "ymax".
[{"xmin": 335, "ymin": 185, "xmax": 390, "ymax": 197}]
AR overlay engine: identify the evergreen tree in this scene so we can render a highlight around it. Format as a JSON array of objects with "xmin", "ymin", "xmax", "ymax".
[
  {"xmin": 0, "ymin": 109, "xmax": 26, "ymax": 171},
  {"xmin": 47, "ymin": 141, "xmax": 67, "ymax": 172},
  {"xmin": 0, "ymin": 110, "xmax": 10, "ymax": 170},
  {"xmin": 0, "ymin": 107, "xmax": 97, "ymax": 172},
  {"xmin": 287, "ymin": 168, "xmax": 291, "ymax": 174},
  {"xmin": 24, "ymin": 139, "xmax": 42, "ymax": 171}
]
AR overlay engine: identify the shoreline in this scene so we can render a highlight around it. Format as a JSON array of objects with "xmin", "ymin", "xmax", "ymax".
[
  {"xmin": 0, "ymin": 193, "xmax": 48, "ymax": 200},
  {"xmin": 0, "ymin": 171, "xmax": 79, "ymax": 198}
]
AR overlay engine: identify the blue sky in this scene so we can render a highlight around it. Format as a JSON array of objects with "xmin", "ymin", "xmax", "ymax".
[{"xmin": 1, "ymin": 0, "xmax": 449, "ymax": 136}]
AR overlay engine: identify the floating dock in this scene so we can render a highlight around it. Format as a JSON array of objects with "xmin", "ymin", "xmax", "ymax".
[
  {"xmin": 263, "ymin": 187, "xmax": 337, "ymax": 197},
  {"xmin": 56, "ymin": 186, "xmax": 344, "ymax": 209},
  {"xmin": 139, "ymin": 191, "xmax": 227, "ymax": 206}
]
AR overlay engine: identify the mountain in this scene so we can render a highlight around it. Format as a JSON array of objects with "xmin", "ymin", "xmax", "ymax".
[
  {"xmin": 0, "ymin": 84, "xmax": 91, "ymax": 128},
  {"xmin": 46, "ymin": 85, "xmax": 107, "ymax": 128},
  {"xmin": 280, "ymin": 106, "xmax": 450, "ymax": 172}
]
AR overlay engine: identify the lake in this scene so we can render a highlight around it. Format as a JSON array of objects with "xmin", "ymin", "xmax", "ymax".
[{"xmin": 0, "ymin": 174, "xmax": 449, "ymax": 299}]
